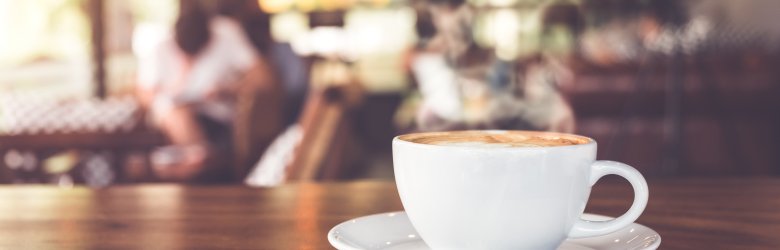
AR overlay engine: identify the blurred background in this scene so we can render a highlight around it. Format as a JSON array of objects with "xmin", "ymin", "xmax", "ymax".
[{"xmin": 0, "ymin": 0, "xmax": 778, "ymax": 187}]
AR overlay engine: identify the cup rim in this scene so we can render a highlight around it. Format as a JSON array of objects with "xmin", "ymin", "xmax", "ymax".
[{"xmin": 393, "ymin": 130, "xmax": 596, "ymax": 151}]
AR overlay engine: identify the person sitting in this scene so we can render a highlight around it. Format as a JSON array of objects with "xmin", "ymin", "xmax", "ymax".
[
  {"xmin": 403, "ymin": 0, "xmax": 576, "ymax": 133},
  {"xmin": 135, "ymin": 2, "xmax": 277, "ymax": 181}
]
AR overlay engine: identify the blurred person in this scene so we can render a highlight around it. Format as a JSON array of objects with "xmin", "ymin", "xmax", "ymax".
[
  {"xmin": 136, "ymin": 1, "xmax": 277, "ymax": 181},
  {"xmin": 401, "ymin": 0, "xmax": 575, "ymax": 132},
  {"xmin": 235, "ymin": 1, "xmax": 309, "ymax": 126},
  {"xmin": 396, "ymin": 2, "xmax": 449, "ymax": 132},
  {"xmin": 218, "ymin": 0, "xmax": 309, "ymax": 124}
]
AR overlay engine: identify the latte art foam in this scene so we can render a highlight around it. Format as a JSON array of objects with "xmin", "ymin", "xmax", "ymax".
[{"xmin": 398, "ymin": 131, "xmax": 589, "ymax": 147}]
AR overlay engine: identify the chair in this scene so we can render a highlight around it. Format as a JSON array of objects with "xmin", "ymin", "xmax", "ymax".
[
  {"xmin": 231, "ymin": 59, "xmax": 286, "ymax": 181},
  {"xmin": 277, "ymin": 58, "xmax": 364, "ymax": 182}
]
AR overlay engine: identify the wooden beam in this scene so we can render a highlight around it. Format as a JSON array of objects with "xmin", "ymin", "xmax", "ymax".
[{"xmin": 88, "ymin": 0, "xmax": 106, "ymax": 98}]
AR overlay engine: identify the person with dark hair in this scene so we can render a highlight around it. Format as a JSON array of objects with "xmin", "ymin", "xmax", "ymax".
[
  {"xmin": 174, "ymin": 3, "xmax": 211, "ymax": 56},
  {"xmin": 136, "ymin": 1, "xmax": 275, "ymax": 181}
]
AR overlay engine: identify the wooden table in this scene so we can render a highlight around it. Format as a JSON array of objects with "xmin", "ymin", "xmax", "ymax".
[{"xmin": 0, "ymin": 178, "xmax": 778, "ymax": 249}]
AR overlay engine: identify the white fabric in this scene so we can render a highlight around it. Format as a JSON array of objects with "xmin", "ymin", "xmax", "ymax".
[
  {"xmin": 244, "ymin": 125, "xmax": 303, "ymax": 187},
  {"xmin": 411, "ymin": 53, "xmax": 463, "ymax": 122}
]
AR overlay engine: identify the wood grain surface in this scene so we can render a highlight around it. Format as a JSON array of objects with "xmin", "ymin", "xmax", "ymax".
[{"xmin": 0, "ymin": 178, "xmax": 778, "ymax": 249}]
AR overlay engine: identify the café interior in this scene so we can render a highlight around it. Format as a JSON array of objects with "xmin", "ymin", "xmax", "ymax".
[{"xmin": 0, "ymin": 0, "xmax": 778, "ymax": 249}]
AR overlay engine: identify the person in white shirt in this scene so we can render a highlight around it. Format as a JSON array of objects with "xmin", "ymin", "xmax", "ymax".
[{"xmin": 136, "ymin": 2, "xmax": 271, "ymax": 181}]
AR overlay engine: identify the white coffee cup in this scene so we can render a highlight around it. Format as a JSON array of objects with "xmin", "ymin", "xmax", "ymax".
[{"xmin": 393, "ymin": 130, "xmax": 648, "ymax": 250}]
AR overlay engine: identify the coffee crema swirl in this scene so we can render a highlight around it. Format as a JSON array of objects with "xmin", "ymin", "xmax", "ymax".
[{"xmin": 398, "ymin": 131, "xmax": 589, "ymax": 147}]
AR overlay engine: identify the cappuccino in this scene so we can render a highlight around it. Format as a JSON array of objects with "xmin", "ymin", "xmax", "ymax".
[
  {"xmin": 398, "ymin": 130, "xmax": 589, "ymax": 147},
  {"xmin": 393, "ymin": 130, "xmax": 648, "ymax": 249}
]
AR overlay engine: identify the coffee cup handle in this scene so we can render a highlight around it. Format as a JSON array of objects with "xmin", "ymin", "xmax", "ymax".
[{"xmin": 568, "ymin": 160, "xmax": 649, "ymax": 238}]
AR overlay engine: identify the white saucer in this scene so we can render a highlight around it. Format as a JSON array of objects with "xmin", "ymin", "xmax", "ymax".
[{"xmin": 328, "ymin": 211, "xmax": 660, "ymax": 250}]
